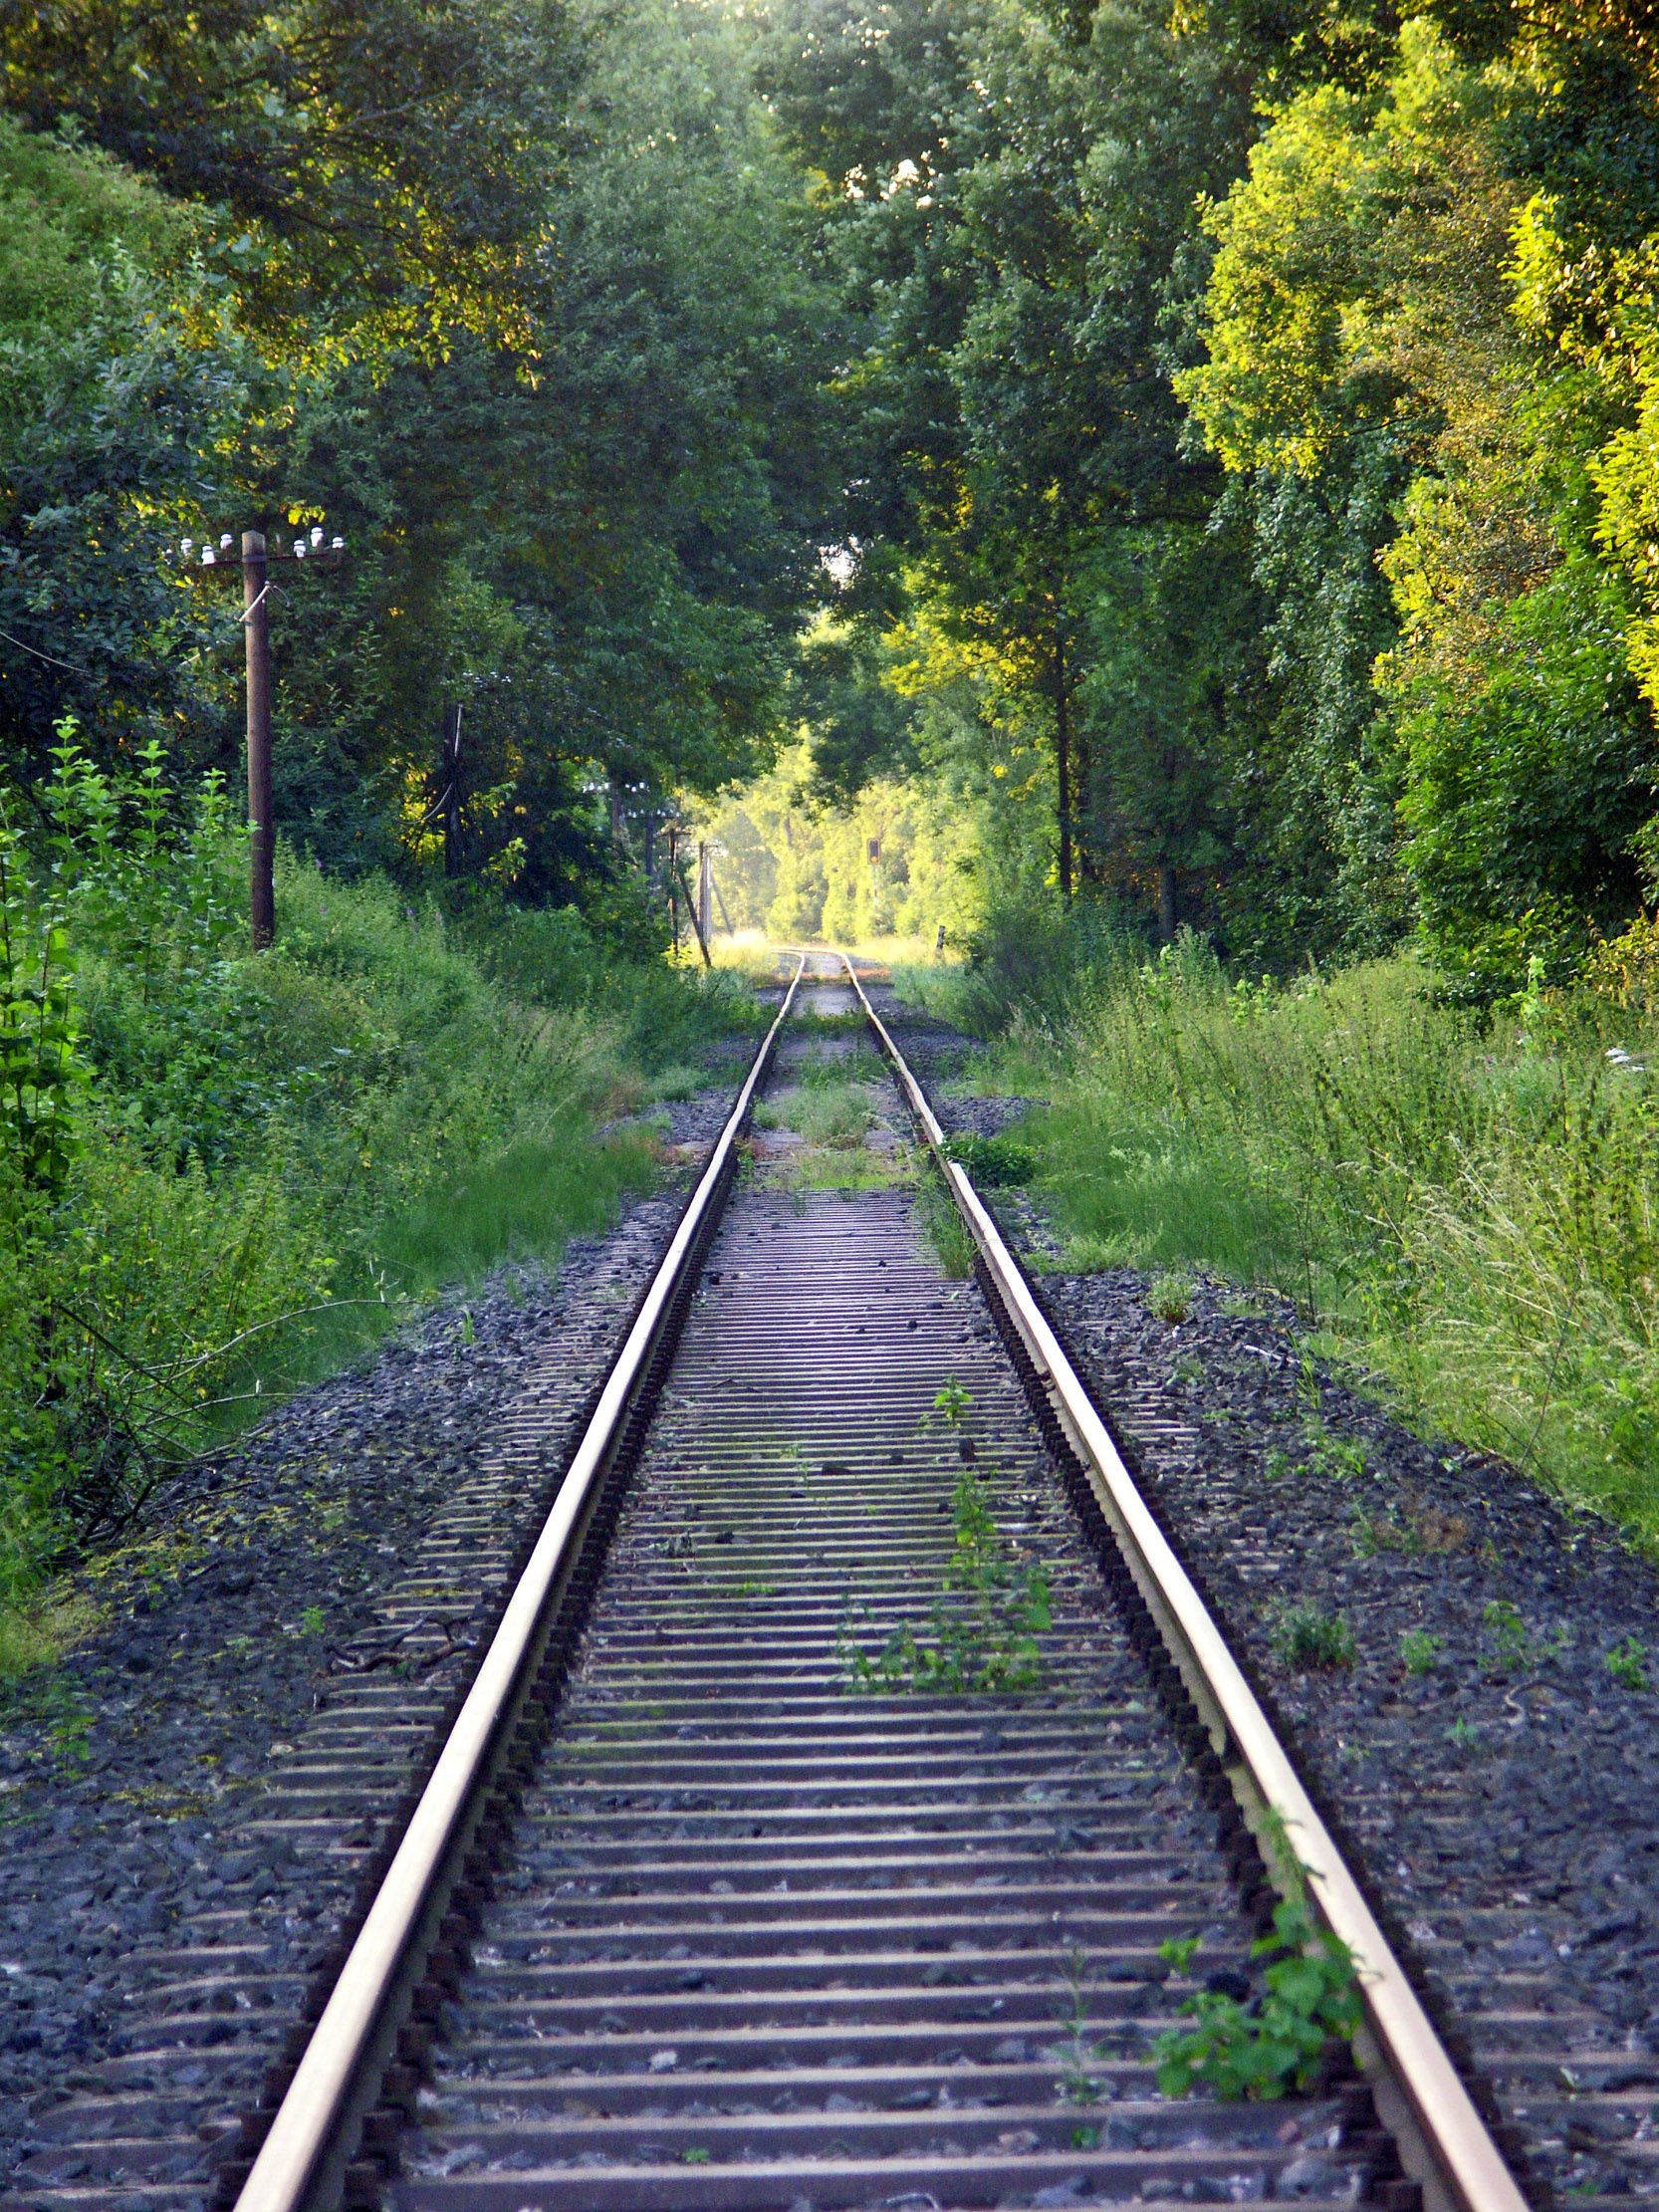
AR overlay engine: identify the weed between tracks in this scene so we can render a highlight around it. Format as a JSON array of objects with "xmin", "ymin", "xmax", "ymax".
[
  {"xmin": 838, "ymin": 1386, "xmax": 1051, "ymax": 1694},
  {"xmin": 916, "ymin": 1173, "xmax": 976, "ymax": 1277},
  {"xmin": 838, "ymin": 1466, "xmax": 1051, "ymax": 1693},
  {"xmin": 1152, "ymin": 1895, "xmax": 1363, "ymax": 2100}
]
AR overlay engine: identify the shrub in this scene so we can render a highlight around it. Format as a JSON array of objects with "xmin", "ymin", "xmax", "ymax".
[
  {"xmin": 940, "ymin": 1130, "xmax": 1037, "ymax": 1186},
  {"xmin": 1271, "ymin": 1602, "xmax": 1357, "ymax": 1670},
  {"xmin": 0, "ymin": 746, "xmax": 757, "ymax": 1656}
]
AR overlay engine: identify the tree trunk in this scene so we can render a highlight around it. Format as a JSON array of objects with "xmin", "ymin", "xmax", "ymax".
[{"xmin": 1158, "ymin": 862, "xmax": 1178, "ymax": 945}]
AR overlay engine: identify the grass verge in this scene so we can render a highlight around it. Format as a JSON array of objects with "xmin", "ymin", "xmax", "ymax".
[
  {"xmin": 0, "ymin": 796, "xmax": 759, "ymax": 1672},
  {"xmin": 941, "ymin": 937, "xmax": 1659, "ymax": 1545}
]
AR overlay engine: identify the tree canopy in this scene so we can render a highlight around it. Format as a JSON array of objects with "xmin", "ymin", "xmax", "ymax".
[{"xmin": 4, "ymin": 0, "xmax": 1659, "ymax": 990}]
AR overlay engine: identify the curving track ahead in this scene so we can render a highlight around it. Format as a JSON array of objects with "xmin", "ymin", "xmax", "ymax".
[{"xmin": 12, "ymin": 957, "xmax": 1538, "ymax": 2212}]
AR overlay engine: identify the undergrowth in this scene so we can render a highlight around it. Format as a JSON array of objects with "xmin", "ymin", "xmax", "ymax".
[
  {"xmin": 909, "ymin": 923, "xmax": 1659, "ymax": 1545},
  {"xmin": 0, "ymin": 736, "xmax": 753, "ymax": 1663}
]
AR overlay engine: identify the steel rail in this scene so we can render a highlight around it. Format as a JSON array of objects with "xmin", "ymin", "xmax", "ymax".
[
  {"xmin": 838, "ymin": 950, "xmax": 1530, "ymax": 2212},
  {"xmin": 233, "ymin": 956, "xmax": 807, "ymax": 2212}
]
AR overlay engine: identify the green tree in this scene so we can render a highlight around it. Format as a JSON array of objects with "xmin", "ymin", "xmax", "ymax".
[
  {"xmin": 0, "ymin": 0, "xmax": 584, "ymax": 361},
  {"xmin": 0, "ymin": 118, "xmax": 248, "ymax": 787}
]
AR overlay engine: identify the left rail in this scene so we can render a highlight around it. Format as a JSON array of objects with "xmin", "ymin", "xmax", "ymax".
[{"xmin": 231, "ymin": 957, "xmax": 806, "ymax": 2212}]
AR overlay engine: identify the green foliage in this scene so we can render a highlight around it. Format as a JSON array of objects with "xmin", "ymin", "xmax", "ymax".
[
  {"xmin": 939, "ymin": 1130, "xmax": 1036, "ymax": 1186},
  {"xmin": 4, "ymin": 3, "xmax": 849, "ymax": 924},
  {"xmin": 1481, "ymin": 1597, "xmax": 1568, "ymax": 1670},
  {"xmin": 786, "ymin": 1081, "xmax": 875, "ymax": 1147},
  {"xmin": 0, "ymin": 130, "xmax": 246, "ymax": 785},
  {"xmin": 1394, "ymin": 554, "xmax": 1653, "ymax": 999},
  {"xmin": 0, "ymin": 807, "xmax": 82, "ymax": 1192},
  {"xmin": 1271, "ymin": 1601, "xmax": 1357, "ymax": 1671},
  {"xmin": 931, "ymin": 1378, "xmax": 973, "ymax": 1427},
  {"xmin": 990, "ymin": 940, "xmax": 1659, "ymax": 1541},
  {"xmin": 1400, "ymin": 1628, "xmax": 1443, "ymax": 1674},
  {"xmin": 840, "ymin": 1467, "xmax": 1052, "ymax": 1694},
  {"xmin": 0, "ymin": 0, "xmax": 583, "ymax": 363},
  {"xmin": 0, "ymin": 751, "xmax": 750, "ymax": 1650},
  {"xmin": 0, "ymin": 110, "xmax": 192, "ymax": 336},
  {"xmin": 1604, "ymin": 1633, "xmax": 1648, "ymax": 1691},
  {"xmin": 1153, "ymin": 1897, "xmax": 1363, "ymax": 2100},
  {"xmin": 43, "ymin": 732, "xmax": 275, "ymax": 1170},
  {"xmin": 915, "ymin": 1176, "xmax": 978, "ymax": 1279},
  {"xmin": 1146, "ymin": 1271, "xmax": 1196, "ymax": 1324}
]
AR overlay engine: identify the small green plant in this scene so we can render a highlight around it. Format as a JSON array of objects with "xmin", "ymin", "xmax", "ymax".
[
  {"xmin": 1152, "ymin": 1896, "xmax": 1362, "ymax": 2100},
  {"xmin": 1270, "ymin": 1602, "xmax": 1356, "ymax": 1671},
  {"xmin": 1295, "ymin": 1347, "xmax": 1322, "ymax": 1407},
  {"xmin": 1480, "ymin": 1598, "xmax": 1566, "ymax": 1669},
  {"xmin": 1484, "ymin": 1598, "xmax": 1527, "ymax": 1662},
  {"xmin": 300, "ymin": 1604, "xmax": 326, "ymax": 1636},
  {"xmin": 735, "ymin": 1578, "xmax": 775, "ymax": 1598},
  {"xmin": 1446, "ymin": 1716, "xmax": 1480, "ymax": 1749},
  {"xmin": 681, "ymin": 2147, "xmax": 712, "ymax": 2165},
  {"xmin": 1302, "ymin": 1415, "xmax": 1365, "ymax": 1481},
  {"xmin": 1399, "ymin": 1629, "xmax": 1443, "ymax": 1675},
  {"xmin": 931, "ymin": 1378, "xmax": 972, "ymax": 1427},
  {"xmin": 1147, "ymin": 1270, "xmax": 1195, "ymax": 1323},
  {"xmin": 939, "ymin": 1129, "xmax": 1037, "ymax": 1186},
  {"xmin": 1264, "ymin": 1446, "xmax": 1295, "ymax": 1481},
  {"xmin": 45, "ymin": 1678, "xmax": 94, "ymax": 1765},
  {"xmin": 916, "ymin": 1175, "xmax": 976, "ymax": 1278},
  {"xmin": 1605, "ymin": 1633, "xmax": 1648, "ymax": 1690},
  {"xmin": 840, "ymin": 1467, "xmax": 1051, "ymax": 1694},
  {"xmin": 1048, "ymin": 1944, "xmax": 1115, "ymax": 2106}
]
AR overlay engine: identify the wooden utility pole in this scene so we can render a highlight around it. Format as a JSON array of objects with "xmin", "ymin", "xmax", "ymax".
[
  {"xmin": 243, "ymin": 532, "xmax": 275, "ymax": 950},
  {"xmin": 179, "ymin": 520, "xmax": 344, "ymax": 949}
]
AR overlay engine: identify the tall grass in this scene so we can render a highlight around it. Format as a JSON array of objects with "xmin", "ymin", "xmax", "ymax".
[
  {"xmin": 948, "ymin": 937, "xmax": 1659, "ymax": 1542},
  {"xmin": 1, "ymin": 807, "xmax": 753, "ymax": 1653}
]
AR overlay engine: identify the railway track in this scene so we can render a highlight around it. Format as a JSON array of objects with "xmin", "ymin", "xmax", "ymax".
[{"xmin": 14, "ymin": 958, "xmax": 1541, "ymax": 2212}]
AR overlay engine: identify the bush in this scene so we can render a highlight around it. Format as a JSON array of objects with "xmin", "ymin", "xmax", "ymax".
[
  {"xmin": 466, "ymin": 900, "xmax": 765, "ymax": 1067},
  {"xmin": 0, "ymin": 744, "xmax": 757, "ymax": 1647},
  {"xmin": 948, "ymin": 896, "xmax": 1143, "ymax": 1036}
]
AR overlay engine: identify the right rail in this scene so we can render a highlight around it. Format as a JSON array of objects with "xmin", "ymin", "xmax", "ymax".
[{"xmin": 841, "ymin": 951, "xmax": 1529, "ymax": 2212}]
